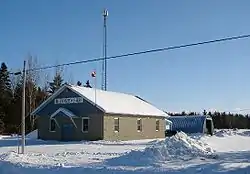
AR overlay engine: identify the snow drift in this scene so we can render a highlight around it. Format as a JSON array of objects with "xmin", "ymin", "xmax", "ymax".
[
  {"xmin": 26, "ymin": 130, "xmax": 38, "ymax": 139},
  {"xmin": 214, "ymin": 129, "xmax": 250, "ymax": 137},
  {"xmin": 107, "ymin": 132, "xmax": 216, "ymax": 166}
]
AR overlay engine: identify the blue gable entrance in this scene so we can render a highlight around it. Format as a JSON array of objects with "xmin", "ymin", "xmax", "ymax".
[{"xmin": 33, "ymin": 85, "xmax": 103, "ymax": 117}]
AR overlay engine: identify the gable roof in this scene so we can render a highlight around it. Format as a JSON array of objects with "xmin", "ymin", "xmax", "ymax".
[{"xmin": 31, "ymin": 84, "xmax": 169, "ymax": 117}]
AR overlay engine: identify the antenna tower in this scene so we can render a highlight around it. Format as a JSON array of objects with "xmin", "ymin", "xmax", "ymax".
[{"xmin": 102, "ymin": 9, "xmax": 108, "ymax": 91}]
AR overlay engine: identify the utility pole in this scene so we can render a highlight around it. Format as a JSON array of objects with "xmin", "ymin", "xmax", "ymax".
[
  {"xmin": 102, "ymin": 9, "xmax": 108, "ymax": 91},
  {"xmin": 21, "ymin": 60, "xmax": 26, "ymax": 154}
]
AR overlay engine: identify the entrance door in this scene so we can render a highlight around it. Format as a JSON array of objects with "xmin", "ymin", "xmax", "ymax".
[
  {"xmin": 61, "ymin": 123, "xmax": 74, "ymax": 141},
  {"xmin": 206, "ymin": 119, "xmax": 213, "ymax": 135}
]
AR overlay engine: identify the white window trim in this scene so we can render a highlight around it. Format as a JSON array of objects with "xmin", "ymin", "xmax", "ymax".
[
  {"xmin": 81, "ymin": 117, "xmax": 89, "ymax": 133},
  {"xmin": 137, "ymin": 118, "xmax": 142, "ymax": 132},
  {"xmin": 49, "ymin": 118, "xmax": 57, "ymax": 132},
  {"xmin": 156, "ymin": 119, "xmax": 160, "ymax": 132},
  {"xmin": 114, "ymin": 117, "xmax": 119, "ymax": 133}
]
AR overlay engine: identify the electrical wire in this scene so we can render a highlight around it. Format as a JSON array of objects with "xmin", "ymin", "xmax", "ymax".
[
  {"xmin": 10, "ymin": 33, "xmax": 250, "ymax": 74},
  {"xmin": 10, "ymin": 33, "xmax": 250, "ymax": 120}
]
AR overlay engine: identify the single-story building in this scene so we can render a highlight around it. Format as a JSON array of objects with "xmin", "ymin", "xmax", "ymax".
[
  {"xmin": 31, "ymin": 84, "xmax": 169, "ymax": 141},
  {"xmin": 167, "ymin": 115, "xmax": 214, "ymax": 135}
]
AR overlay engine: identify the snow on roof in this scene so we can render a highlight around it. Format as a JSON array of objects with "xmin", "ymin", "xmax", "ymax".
[{"xmin": 70, "ymin": 85, "xmax": 168, "ymax": 117}]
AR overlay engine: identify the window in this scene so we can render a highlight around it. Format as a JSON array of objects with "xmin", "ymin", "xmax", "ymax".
[
  {"xmin": 137, "ymin": 119, "xmax": 142, "ymax": 132},
  {"xmin": 114, "ymin": 118, "xmax": 119, "ymax": 132},
  {"xmin": 82, "ymin": 118, "xmax": 89, "ymax": 132},
  {"xmin": 156, "ymin": 119, "xmax": 160, "ymax": 131},
  {"xmin": 50, "ymin": 119, "xmax": 56, "ymax": 132}
]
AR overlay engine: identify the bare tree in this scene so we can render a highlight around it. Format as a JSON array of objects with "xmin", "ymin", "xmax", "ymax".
[
  {"xmin": 42, "ymin": 72, "xmax": 50, "ymax": 94},
  {"xmin": 9, "ymin": 69, "xmax": 22, "ymax": 96},
  {"xmin": 26, "ymin": 54, "xmax": 40, "ymax": 131},
  {"xmin": 68, "ymin": 71, "xmax": 74, "ymax": 84}
]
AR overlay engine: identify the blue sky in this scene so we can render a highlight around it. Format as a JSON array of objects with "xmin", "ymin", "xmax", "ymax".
[{"xmin": 1, "ymin": 0, "xmax": 250, "ymax": 113}]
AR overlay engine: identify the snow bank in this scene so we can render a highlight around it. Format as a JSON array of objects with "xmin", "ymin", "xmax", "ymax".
[
  {"xmin": 26, "ymin": 130, "xmax": 37, "ymax": 139},
  {"xmin": 214, "ymin": 129, "xmax": 250, "ymax": 137},
  {"xmin": 0, "ymin": 135, "xmax": 10, "ymax": 140},
  {"xmin": 0, "ymin": 134, "xmax": 18, "ymax": 140},
  {"xmin": 214, "ymin": 129, "xmax": 237, "ymax": 137},
  {"xmin": 107, "ymin": 132, "xmax": 216, "ymax": 166}
]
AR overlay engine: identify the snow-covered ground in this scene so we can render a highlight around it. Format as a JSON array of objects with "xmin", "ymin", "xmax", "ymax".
[{"xmin": 0, "ymin": 129, "xmax": 250, "ymax": 174}]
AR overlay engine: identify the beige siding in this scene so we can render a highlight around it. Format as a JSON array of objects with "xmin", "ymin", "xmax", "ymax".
[
  {"xmin": 37, "ymin": 113, "xmax": 104, "ymax": 141},
  {"xmin": 103, "ymin": 114, "xmax": 166, "ymax": 141}
]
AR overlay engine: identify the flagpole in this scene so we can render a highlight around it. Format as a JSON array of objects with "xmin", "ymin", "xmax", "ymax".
[
  {"xmin": 94, "ymin": 73, "xmax": 97, "ymax": 106},
  {"xmin": 91, "ymin": 71, "xmax": 97, "ymax": 106}
]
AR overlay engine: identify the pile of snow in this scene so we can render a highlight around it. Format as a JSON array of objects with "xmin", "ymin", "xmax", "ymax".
[
  {"xmin": 107, "ymin": 132, "xmax": 216, "ymax": 166},
  {"xmin": 26, "ymin": 129, "xmax": 37, "ymax": 139}
]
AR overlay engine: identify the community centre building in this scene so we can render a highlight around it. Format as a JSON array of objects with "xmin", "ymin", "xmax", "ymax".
[{"xmin": 31, "ymin": 84, "xmax": 169, "ymax": 141}]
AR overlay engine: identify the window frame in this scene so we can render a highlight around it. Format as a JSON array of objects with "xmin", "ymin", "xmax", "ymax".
[
  {"xmin": 137, "ymin": 118, "xmax": 142, "ymax": 132},
  {"xmin": 156, "ymin": 119, "xmax": 160, "ymax": 131},
  {"xmin": 49, "ymin": 118, "xmax": 56, "ymax": 132},
  {"xmin": 114, "ymin": 118, "xmax": 119, "ymax": 133},
  {"xmin": 81, "ymin": 117, "xmax": 89, "ymax": 133}
]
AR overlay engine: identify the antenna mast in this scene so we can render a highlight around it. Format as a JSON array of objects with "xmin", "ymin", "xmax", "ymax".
[{"xmin": 102, "ymin": 9, "xmax": 108, "ymax": 91}]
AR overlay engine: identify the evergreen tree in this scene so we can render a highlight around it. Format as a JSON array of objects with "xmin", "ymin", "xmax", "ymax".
[
  {"xmin": 0, "ymin": 107, "xmax": 5, "ymax": 133},
  {"xmin": 35, "ymin": 87, "xmax": 48, "ymax": 106},
  {"xmin": 188, "ymin": 112, "xmax": 195, "ymax": 115},
  {"xmin": 0, "ymin": 62, "xmax": 13, "ymax": 131},
  {"xmin": 0, "ymin": 63, "xmax": 12, "ymax": 104},
  {"xmin": 83, "ymin": 80, "xmax": 92, "ymax": 88},
  {"xmin": 0, "ymin": 63, "xmax": 12, "ymax": 91},
  {"xmin": 181, "ymin": 111, "xmax": 186, "ymax": 116},
  {"xmin": 77, "ymin": 81, "xmax": 82, "ymax": 86},
  {"xmin": 0, "ymin": 119, "xmax": 4, "ymax": 134},
  {"xmin": 49, "ymin": 72, "xmax": 63, "ymax": 94},
  {"xmin": 7, "ymin": 79, "xmax": 22, "ymax": 133},
  {"xmin": 203, "ymin": 110, "xmax": 207, "ymax": 115}
]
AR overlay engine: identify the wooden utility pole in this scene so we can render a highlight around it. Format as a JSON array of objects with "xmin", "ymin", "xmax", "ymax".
[{"xmin": 21, "ymin": 60, "xmax": 26, "ymax": 154}]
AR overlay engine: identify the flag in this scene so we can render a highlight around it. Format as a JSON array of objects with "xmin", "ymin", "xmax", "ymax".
[{"xmin": 91, "ymin": 71, "xmax": 96, "ymax": 78}]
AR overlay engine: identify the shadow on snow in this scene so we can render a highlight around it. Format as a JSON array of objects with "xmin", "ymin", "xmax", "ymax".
[
  {"xmin": 0, "ymin": 137, "xmax": 156, "ymax": 148},
  {"xmin": 0, "ymin": 151, "xmax": 250, "ymax": 174}
]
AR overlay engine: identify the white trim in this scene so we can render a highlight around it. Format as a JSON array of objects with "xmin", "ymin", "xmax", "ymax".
[
  {"xmin": 114, "ymin": 117, "xmax": 119, "ymax": 132},
  {"xmin": 49, "ymin": 118, "xmax": 57, "ymax": 132},
  {"xmin": 137, "ymin": 118, "xmax": 142, "ymax": 132},
  {"xmin": 50, "ymin": 107, "xmax": 77, "ymax": 128},
  {"xmin": 165, "ymin": 119, "xmax": 173, "ymax": 124},
  {"xmin": 81, "ymin": 117, "xmax": 89, "ymax": 133},
  {"xmin": 50, "ymin": 107, "xmax": 76, "ymax": 118}
]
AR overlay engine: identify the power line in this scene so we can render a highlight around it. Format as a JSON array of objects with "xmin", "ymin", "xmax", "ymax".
[{"xmin": 11, "ymin": 34, "xmax": 250, "ymax": 74}]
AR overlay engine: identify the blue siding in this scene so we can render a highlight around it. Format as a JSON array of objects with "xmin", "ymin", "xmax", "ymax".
[
  {"xmin": 168, "ymin": 116, "xmax": 209, "ymax": 133},
  {"xmin": 36, "ymin": 88, "xmax": 103, "ymax": 117}
]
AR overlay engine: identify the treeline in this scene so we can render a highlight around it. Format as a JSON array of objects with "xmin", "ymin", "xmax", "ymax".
[
  {"xmin": 0, "ymin": 56, "xmax": 65, "ymax": 134},
  {"xmin": 167, "ymin": 110, "xmax": 250, "ymax": 129}
]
